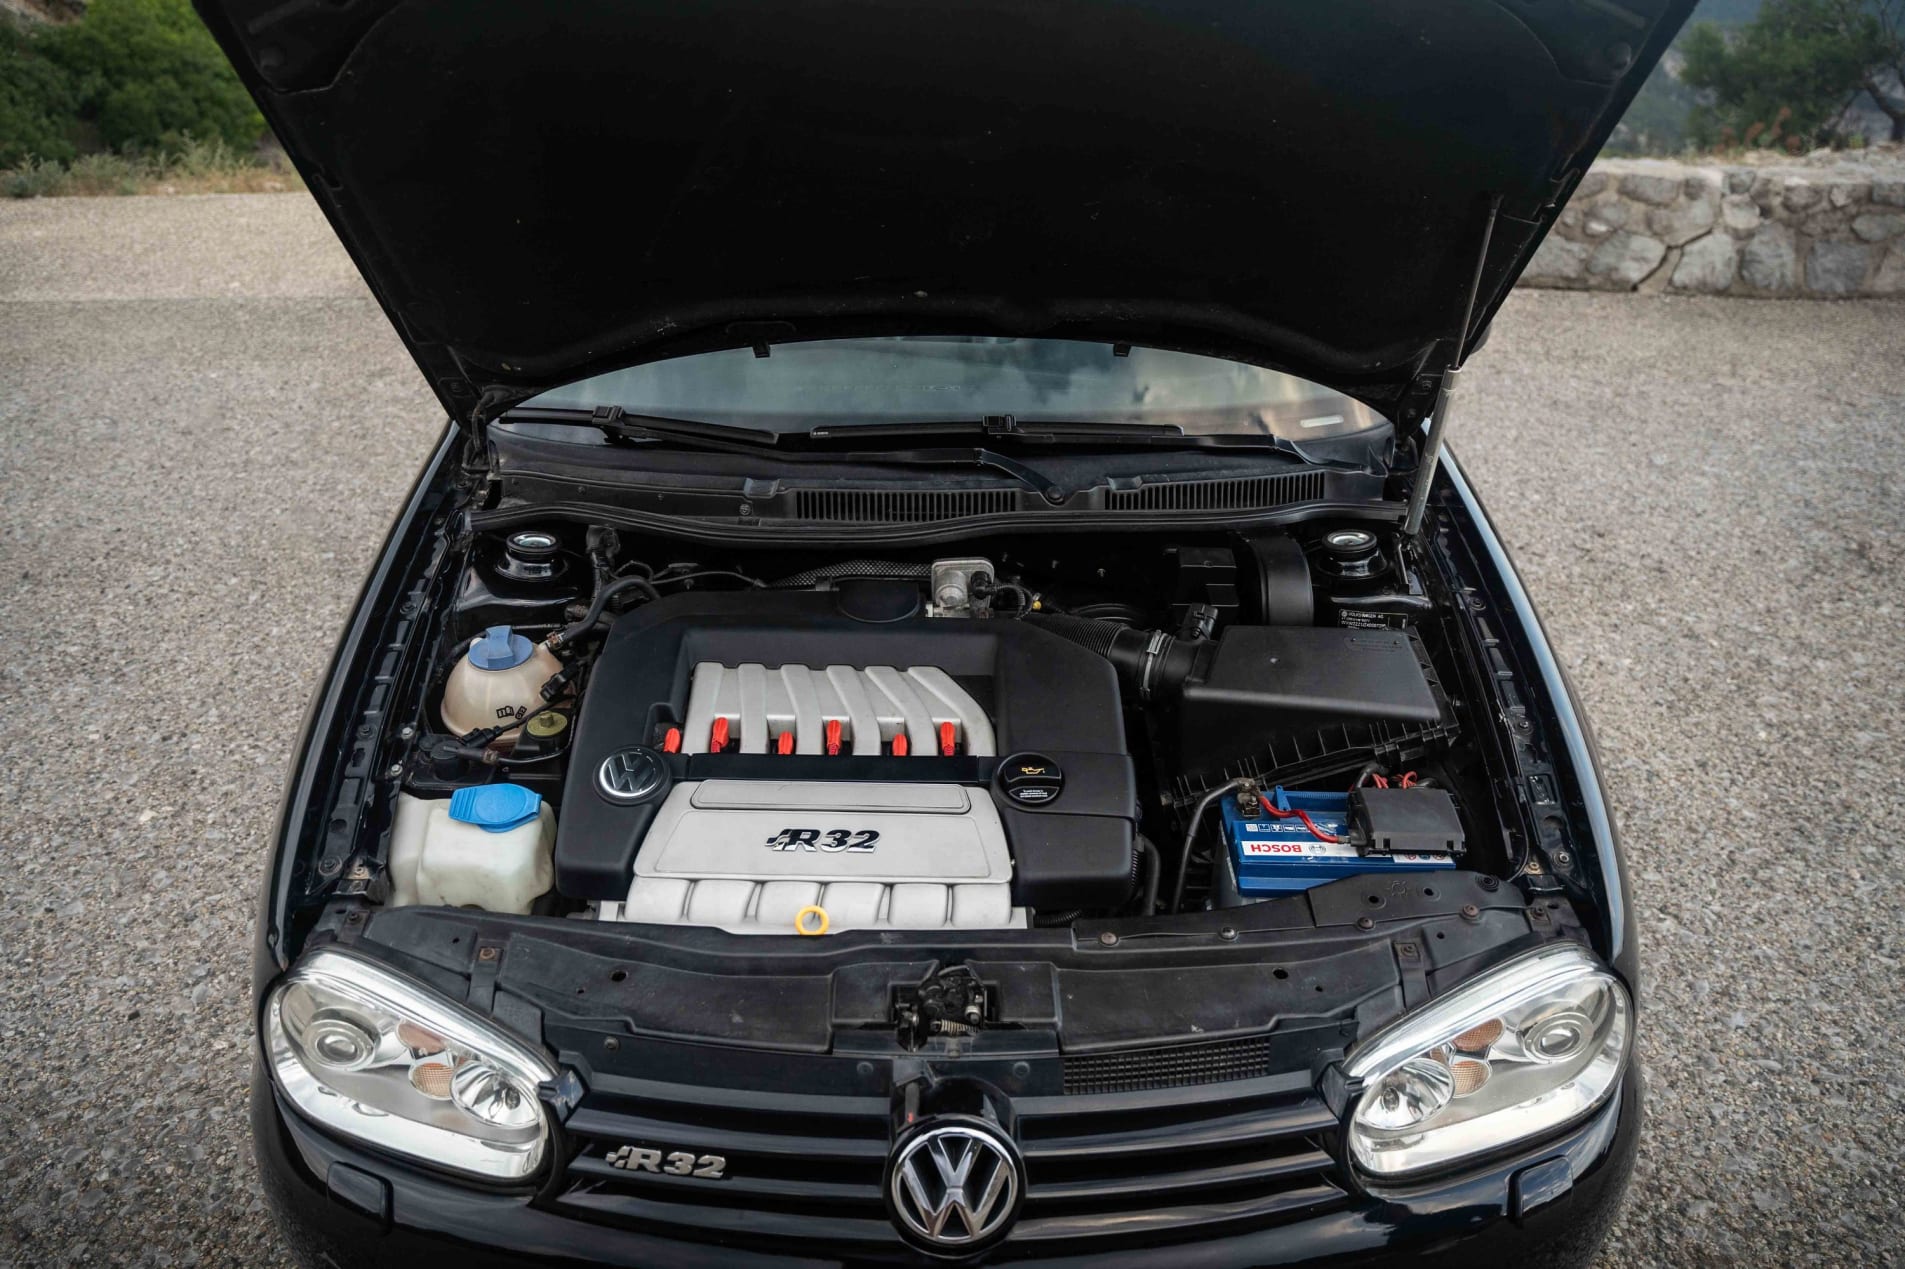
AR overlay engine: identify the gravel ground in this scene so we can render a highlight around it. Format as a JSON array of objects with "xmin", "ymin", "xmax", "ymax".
[{"xmin": 2, "ymin": 195, "xmax": 1903, "ymax": 1267}]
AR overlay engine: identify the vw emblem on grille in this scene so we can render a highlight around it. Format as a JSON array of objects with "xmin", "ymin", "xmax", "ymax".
[
  {"xmin": 886, "ymin": 1118, "xmax": 1023, "ymax": 1254},
  {"xmin": 595, "ymin": 747, "xmax": 664, "ymax": 804}
]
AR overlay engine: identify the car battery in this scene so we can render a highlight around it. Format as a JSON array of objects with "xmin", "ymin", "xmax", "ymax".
[{"xmin": 1222, "ymin": 787, "xmax": 1456, "ymax": 896}]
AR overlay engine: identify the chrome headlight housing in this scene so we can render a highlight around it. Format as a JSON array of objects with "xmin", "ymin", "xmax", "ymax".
[
  {"xmin": 1343, "ymin": 942, "xmax": 1631, "ymax": 1179},
  {"xmin": 265, "ymin": 947, "xmax": 558, "ymax": 1181}
]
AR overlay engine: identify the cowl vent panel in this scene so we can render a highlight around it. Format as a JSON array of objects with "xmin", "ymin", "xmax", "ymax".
[
  {"xmin": 793, "ymin": 488, "xmax": 1017, "ymax": 523},
  {"xmin": 1106, "ymin": 471, "xmax": 1326, "ymax": 512}
]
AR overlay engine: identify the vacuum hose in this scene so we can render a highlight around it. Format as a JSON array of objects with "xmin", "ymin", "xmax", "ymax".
[{"xmin": 546, "ymin": 574, "xmax": 659, "ymax": 649}]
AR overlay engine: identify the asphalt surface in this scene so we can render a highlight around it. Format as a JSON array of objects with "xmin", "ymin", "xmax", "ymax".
[{"xmin": 2, "ymin": 194, "xmax": 1902, "ymax": 1267}]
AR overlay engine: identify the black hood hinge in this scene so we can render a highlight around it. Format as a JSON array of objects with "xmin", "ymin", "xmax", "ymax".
[
  {"xmin": 467, "ymin": 383, "xmax": 522, "ymax": 435},
  {"xmin": 457, "ymin": 381, "xmax": 537, "ymax": 485}
]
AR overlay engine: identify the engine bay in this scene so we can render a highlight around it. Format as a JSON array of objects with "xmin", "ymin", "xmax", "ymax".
[
  {"xmin": 558, "ymin": 588, "xmax": 1137, "ymax": 930},
  {"xmin": 378, "ymin": 521, "xmax": 1509, "ymax": 935}
]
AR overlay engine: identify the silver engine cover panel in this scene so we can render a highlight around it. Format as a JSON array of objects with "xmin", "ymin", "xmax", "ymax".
[{"xmin": 602, "ymin": 779, "xmax": 1025, "ymax": 933}]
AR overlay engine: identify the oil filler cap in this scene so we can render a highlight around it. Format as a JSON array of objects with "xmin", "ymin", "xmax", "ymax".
[
  {"xmin": 999, "ymin": 753, "xmax": 1064, "ymax": 806},
  {"xmin": 449, "ymin": 784, "xmax": 542, "ymax": 833}
]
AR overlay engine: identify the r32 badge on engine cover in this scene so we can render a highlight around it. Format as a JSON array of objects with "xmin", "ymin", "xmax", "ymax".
[{"xmin": 763, "ymin": 827, "xmax": 881, "ymax": 852}]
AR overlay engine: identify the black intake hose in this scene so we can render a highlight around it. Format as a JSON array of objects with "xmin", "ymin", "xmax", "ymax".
[{"xmin": 1026, "ymin": 614, "xmax": 1208, "ymax": 701}]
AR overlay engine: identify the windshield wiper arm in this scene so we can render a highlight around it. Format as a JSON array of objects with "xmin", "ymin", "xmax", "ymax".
[
  {"xmin": 885, "ymin": 447, "xmax": 1072, "ymax": 504},
  {"xmin": 804, "ymin": 415, "xmax": 1365, "ymax": 467},
  {"xmin": 505, "ymin": 404, "xmax": 786, "ymax": 447},
  {"xmin": 502, "ymin": 405, "xmax": 1073, "ymax": 500},
  {"xmin": 805, "ymin": 414, "xmax": 1188, "ymax": 445}
]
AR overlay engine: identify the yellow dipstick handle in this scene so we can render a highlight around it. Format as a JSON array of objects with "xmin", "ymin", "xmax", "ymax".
[{"xmin": 794, "ymin": 905, "xmax": 830, "ymax": 936}]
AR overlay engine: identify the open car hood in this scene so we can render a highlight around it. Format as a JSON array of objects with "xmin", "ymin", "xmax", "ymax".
[{"xmin": 196, "ymin": 0, "xmax": 1693, "ymax": 426}]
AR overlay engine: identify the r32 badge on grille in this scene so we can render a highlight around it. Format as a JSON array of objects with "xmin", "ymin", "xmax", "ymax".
[
  {"xmin": 886, "ymin": 1119, "xmax": 1023, "ymax": 1254},
  {"xmin": 604, "ymin": 1144, "xmax": 727, "ymax": 1180},
  {"xmin": 763, "ymin": 827, "xmax": 881, "ymax": 852}
]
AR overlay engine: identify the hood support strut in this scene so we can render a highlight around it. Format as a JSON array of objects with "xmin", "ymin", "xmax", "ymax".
[{"xmin": 1403, "ymin": 195, "xmax": 1501, "ymax": 538}]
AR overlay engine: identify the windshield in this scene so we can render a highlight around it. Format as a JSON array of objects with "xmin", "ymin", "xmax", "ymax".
[{"xmin": 520, "ymin": 337, "xmax": 1384, "ymax": 440}]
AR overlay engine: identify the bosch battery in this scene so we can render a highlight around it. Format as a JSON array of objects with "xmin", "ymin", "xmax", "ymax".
[{"xmin": 1222, "ymin": 787, "xmax": 1456, "ymax": 896}]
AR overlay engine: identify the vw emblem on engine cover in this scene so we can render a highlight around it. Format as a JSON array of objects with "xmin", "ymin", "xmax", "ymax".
[
  {"xmin": 595, "ymin": 747, "xmax": 664, "ymax": 804},
  {"xmin": 886, "ymin": 1119, "xmax": 1023, "ymax": 1254}
]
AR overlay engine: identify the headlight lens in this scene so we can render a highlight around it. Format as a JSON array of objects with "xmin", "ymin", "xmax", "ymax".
[
  {"xmin": 1344, "ymin": 943, "xmax": 1631, "ymax": 1178},
  {"xmin": 265, "ymin": 948, "xmax": 558, "ymax": 1181}
]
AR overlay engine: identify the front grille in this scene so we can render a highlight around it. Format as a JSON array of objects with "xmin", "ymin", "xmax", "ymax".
[
  {"xmin": 1063, "ymin": 1035, "xmax": 1282, "ymax": 1094},
  {"xmin": 551, "ymin": 1069, "xmax": 1345, "ymax": 1252}
]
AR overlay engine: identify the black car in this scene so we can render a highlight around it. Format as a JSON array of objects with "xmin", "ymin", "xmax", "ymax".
[{"xmin": 196, "ymin": 0, "xmax": 1692, "ymax": 1263}]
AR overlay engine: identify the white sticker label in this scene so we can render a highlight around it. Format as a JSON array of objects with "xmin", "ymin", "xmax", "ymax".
[
  {"xmin": 1238, "ymin": 839, "xmax": 1452, "ymax": 866},
  {"xmin": 1240, "ymin": 839, "xmax": 1361, "ymax": 859}
]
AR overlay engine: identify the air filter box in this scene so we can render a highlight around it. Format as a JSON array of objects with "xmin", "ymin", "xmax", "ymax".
[{"xmin": 1172, "ymin": 626, "xmax": 1444, "ymax": 779}]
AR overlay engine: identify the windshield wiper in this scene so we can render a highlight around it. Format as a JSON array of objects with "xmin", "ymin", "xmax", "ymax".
[
  {"xmin": 502, "ymin": 405, "xmax": 1074, "ymax": 502},
  {"xmin": 877, "ymin": 447, "xmax": 1072, "ymax": 503},
  {"xmin": 806, "ymin": 415, "xmax": 1368, "ymax": 470},
  {"xmin": 506, "ymin": 404, "xmax": 786, "ymax": 447},
  {"xmin": 805, "ymin": 415, "xmax": 1189, "ymax": 445}
]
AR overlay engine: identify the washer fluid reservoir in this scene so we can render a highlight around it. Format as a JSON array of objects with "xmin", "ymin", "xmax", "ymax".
[
  {"xmin": 440, "ymin": 624, "xmax": 562, "ymax": 742},
  {"xmin": 388, "ymin": 787, "xmax": 554, "ymax": 913}
]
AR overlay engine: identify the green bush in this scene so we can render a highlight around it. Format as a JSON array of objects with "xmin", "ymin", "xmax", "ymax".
[
  {"xmin": 0, "ymin": 0, "xmax": 263, "ymax": 168},
  {"xmin": 2, "ymin": 154, "xmax": 69, "ymax": 198},
  {"xmin": 3, "ymin": 136, "xmax": 297, "ymax": 198},
  {"xmin": 0, "ymin": 18, "xmax": 82, "ymax": 167}
]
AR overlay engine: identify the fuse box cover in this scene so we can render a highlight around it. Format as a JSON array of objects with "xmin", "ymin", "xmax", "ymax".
[{"xmin": 1348, "ymin": 786, "xmax": 1467, "ymax": 856}]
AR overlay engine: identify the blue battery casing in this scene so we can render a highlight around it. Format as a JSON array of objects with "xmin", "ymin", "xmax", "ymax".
[{"xmin": 1223, "ymin": 787, "xmax": 1457, "ymax": 895}]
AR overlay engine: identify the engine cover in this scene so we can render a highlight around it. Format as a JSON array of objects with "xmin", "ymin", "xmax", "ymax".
[
  {"xmin": 555, "ymin": 590, "xmax": 1139, "ymax": 924},
  {"xmin": 677, "ymin": 662, "xmax": 996, "ymax": 757},
  {"xmin": 603, "ymin": 780, "xmax": 1024, "ymax": 933}
]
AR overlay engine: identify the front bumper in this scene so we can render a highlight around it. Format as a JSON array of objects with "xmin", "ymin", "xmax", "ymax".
[{"xmin": 253, "ymin": 1059, "xmax": 1642, "ymax": 1269}]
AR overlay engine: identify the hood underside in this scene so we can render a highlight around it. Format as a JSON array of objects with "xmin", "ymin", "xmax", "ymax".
[{"xmin": 195, "ymin": 0, "xmax": 1693, "ymax": 424}]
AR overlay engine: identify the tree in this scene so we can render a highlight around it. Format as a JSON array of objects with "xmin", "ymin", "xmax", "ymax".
[
  {"xmin": 1607, "ymin": 61, "xmax": 1698, "ymax": 154},
  {"xmin": 13, "ymin": 0, "xmax": 264, "ymax": 158},
  {"xmin": 1680, "ymin": 0, "xmax": 1905, "ymax": 148},
  {"xmin": 0, "ymin": 18, "xmax": 82, "ymax": 167}
]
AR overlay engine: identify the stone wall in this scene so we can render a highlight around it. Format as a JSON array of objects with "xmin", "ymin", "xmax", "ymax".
[{"xmin": 1523, "ymin": 153, "xmax": 1905, "ymax": 298}]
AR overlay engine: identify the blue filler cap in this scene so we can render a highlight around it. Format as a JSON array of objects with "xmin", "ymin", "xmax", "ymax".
[
  {"xmin": 469, "ymin": 624, "xmax": 534, "ymax": 671},
  {"xmin": 448, "ymin": 784, "xmax": 542, "ymax": 833}
]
